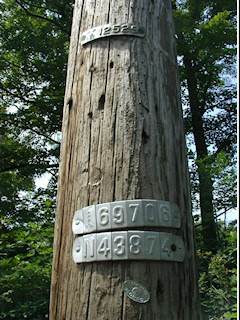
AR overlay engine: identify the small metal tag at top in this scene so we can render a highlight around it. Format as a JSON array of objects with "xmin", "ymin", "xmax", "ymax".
[
  {"xmin": 81, "ymin": 22, "xmax": 145, "ymax": 45},
  {"xmin": 123, "ymin": 280, "xmax": 150, "ymax": 303}
]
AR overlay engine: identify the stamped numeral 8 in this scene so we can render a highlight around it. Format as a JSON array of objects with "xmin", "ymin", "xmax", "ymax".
[{"xmin": 129, "ymin": 235, "xmax": 141, "ymax": 254}]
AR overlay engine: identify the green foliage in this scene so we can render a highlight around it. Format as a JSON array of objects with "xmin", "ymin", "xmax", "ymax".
[
  {"xmin": 0, "ymin": 222, "xmax": 54, "ymax": 320},
  {"xmin": 197, "ymin": 224, "xmax": 237, "ymax": 319},
  {"xmin": 0, "ymin": 0, "xmax": 73, "ymax": 224},
  {"xmin": 173, "ymin": 0, "xmax": 237, "ymax": 252},
  {"xmin": 0, "ymin": 0, "xmax": 237, "ymax": 319},
  {"xmin": 0, "ymin": 1, "xmax": 73, "ymax": 318}
]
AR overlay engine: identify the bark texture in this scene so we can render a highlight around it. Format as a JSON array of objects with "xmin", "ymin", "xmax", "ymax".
[{"xmin": 50, "ymin": 0, "xmax": 202, "ymax": 319}]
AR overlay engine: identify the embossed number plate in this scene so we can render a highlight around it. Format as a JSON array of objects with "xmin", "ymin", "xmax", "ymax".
[
  {"xmin": 72, "ymin": 231, "xmax": 185, "ymax": 263},
  {"xmin": 81, "ymin": 23, "xmax": 145, "ymax": 45},
  {"xmin": 72, "ymin": 199, "xmax": 181, "ymax": 235}
]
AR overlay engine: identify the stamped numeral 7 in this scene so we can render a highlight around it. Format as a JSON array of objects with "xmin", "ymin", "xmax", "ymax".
[{"xmin": 129, "ymin": 204, "xmax": 139, "ymax": 222}]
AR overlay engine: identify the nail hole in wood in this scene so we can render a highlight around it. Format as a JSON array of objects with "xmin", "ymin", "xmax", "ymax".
[
  {"xmin": 67, "ymin": 97, "xmax": 73, "ymax": 110},
  {"xmin": 110, "ymin": 61, "xmax": 114, "ymax": 68},
  {"xmin": 98, "ymin": 94, "xmax": 105, "ymax": 110},
  {"xmin": 142, "ymin": 130, "xmax": 149, "ymax": 143},
  {"xmin": 88, "ymin": 112, "xmax": 93, "ymax": 118}
]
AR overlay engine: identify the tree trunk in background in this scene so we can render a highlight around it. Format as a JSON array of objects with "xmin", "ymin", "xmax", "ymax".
[
  {"xmin": 183, "ymin": 54, "xmax": 218, "ymax": 253},
  {"xmin": 50, "ymin": 0, "xmax": 202, "ymax": 319}
]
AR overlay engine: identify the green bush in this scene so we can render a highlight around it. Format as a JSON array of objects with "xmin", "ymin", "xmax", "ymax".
[
  {"xmin": 0, "ymin": 222, "xmax": 53, "ymax": 320},
  {"xmin": 197, "ymin": 224, "xmax": 237, "ymax": 319}
]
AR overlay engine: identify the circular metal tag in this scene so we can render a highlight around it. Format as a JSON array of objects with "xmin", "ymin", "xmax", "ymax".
[{"xmin": 123, "ymin": 280, "xmax": 150, "ymax": 303}]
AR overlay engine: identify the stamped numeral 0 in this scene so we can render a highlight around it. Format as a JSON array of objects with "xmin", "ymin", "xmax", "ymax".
[{"xmin": 146, "ymin": 204, "xmax": 156, "ymax": 221}]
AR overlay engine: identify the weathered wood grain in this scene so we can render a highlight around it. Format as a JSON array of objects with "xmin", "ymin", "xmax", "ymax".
[{"xmin": 50, "ymin": 0, "xmax": 202, "ymax": 319}]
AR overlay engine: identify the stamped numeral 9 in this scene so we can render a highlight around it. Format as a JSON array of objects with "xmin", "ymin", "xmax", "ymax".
[
  {"xmin": 113, "ymin": 206, "xmax": 124, "ymax": 224},
  {"xmin": 131, "ymin": 25, "xmax": 139, "ymax": 32}
]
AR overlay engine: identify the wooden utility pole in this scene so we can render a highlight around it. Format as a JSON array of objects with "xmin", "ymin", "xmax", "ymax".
[{"xmin": 50, "ymin": 0, "xmax": 202, "ymax": 319}]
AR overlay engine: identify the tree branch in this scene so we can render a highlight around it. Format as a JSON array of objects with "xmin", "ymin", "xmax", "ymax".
[
  {"xmin": 0, "ymin": 83, "xmax": 35, "ymax": 104},
  {"xmin": 0, "ymin": 163, "xmax": 59, "ymax": 174},
  {"xmin": 194, "ymin": 208, "xmax": 236, "ymax": 227},
  {"xmin": 25, "ymin": 126, "xmax": 61, "ymax": 145},
  {"xmin": 15, "ymin": 0, "xmax": 70, "ymax": 35}
]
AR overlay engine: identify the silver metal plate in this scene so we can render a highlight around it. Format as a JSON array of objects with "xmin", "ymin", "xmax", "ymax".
[
  {"xmin": 72, "ymin": 231, "xmax": 185, "ymax": 263},
  {"xmin": 123, "ymin": 280, "xmax": 150, "ymax": 303},
  {"xmin": 73, "ymin": 236, "xmax": 83, "ymax": 263},
  {"xmin": 73, "ymin": 200, "xmax": 181, "ymax": 235},
  {"xmin": 72, "ymin": 205, "xmax": 96, "ymax": 234},
  {"xmin": 81, "ymin": 23, "xmax": 145, "ymax": 45}
]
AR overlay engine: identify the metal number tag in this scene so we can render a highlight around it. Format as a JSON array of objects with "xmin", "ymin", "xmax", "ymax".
[
  {"xmin": 81, "ymin": 23, "xmax": 145, "ymax": 45},
  {"xmin": 73, "ymin": 231, "xmax": 185, "ymax": 263},
  {"xmin": 72, "ymin": 205, "xmax": 96, "ymax": 234},
  {"xmin": 72, "ymin": 199, "xmax": 181, "ymax": 235}
]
